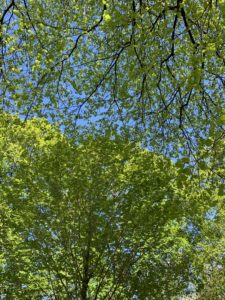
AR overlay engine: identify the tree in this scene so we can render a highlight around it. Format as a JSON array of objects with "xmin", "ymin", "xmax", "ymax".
[
  {"xmin": 0, "ymin": 113, "xmax": 224, "ymax": 299},
  {"xmin": 0, "ymin": 0, "xmax": 224, "ymax": 154},
  {"xmin": 0, "ymin": 0, "xmax": 224, "ymax": 297},
  {"xmin": 198, "ymin": 267, "xmax": 225, "ymax": 299}
]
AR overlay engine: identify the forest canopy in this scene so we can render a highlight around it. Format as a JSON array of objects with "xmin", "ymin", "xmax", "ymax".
[
  {"xmin": 0, "ymin": 114, "xmax": 224, "ymax": 299},
  {"xmin": 0, "ymin": 0, "xmax": 224, "ymax": 155},
  {"xmin": 0, "ymin": 0, "xmax": 225, "ymax": 299}
]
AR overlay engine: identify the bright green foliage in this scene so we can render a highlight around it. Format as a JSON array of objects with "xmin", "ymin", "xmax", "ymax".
[
  {"xmin": 0, "ymin": 0, "xmax": 224, "ymax": 154},
  {"xmin": 1, "ymin": 0, "xmax": 224, "ymax": 297},
  {"xmin": 0, "ymin": 114, "xmax": 224, "ymax": 299}
]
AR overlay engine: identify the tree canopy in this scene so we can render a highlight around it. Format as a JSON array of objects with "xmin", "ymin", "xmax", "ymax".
[
  {"xmin": 0, "ymin": 0, "xmax": 224, "ymax": 298},
  {"xmin": 0, "ymin": 0, "xmax": 224, "ymax": 154},
  {"xmin": 0, "ymin": 114, "xmax": 224, "ymax": 299}
]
